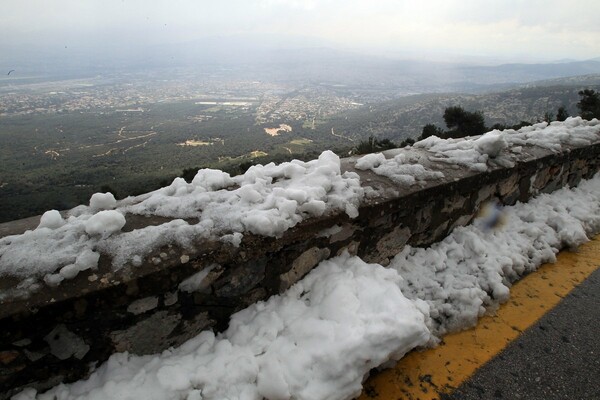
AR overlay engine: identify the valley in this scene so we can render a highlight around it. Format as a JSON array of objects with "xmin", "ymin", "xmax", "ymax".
[{"xmin": 1, "ymin": 70, "xmax": 599, "ymax": 222}]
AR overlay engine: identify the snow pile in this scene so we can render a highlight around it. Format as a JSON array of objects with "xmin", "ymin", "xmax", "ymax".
[
  {"xmin": 123, "ymin": 151, "xmax": 362, "ymax": 235},
  {"xmin": 12, "ymin": 172, "xmax": 600, "ymax": 400},
  {"xmin": 0, "ymin": 208, "xmax": 120, "ymax": 297},
  {"xmin": 3, "ymin": 119, "xmax": 598, "ymax": 292},
  {"xmin": 410, "ymin": 117, "xmax": 599, "ymax": 173},
  {"xmin": 37, "ymin": 210, "xmax": 66, "ymax": 230},
  {"xmin": 506, "ymin": 117, "xmax": 600, "ymax": 151},
  {"xmin": 105, "ymin": 151, "xmax": 362, "ymax": 266},
  {"xmin": 391, "ymin": 172, "xmax": 600, "ymax": 338},
  {"xmin": 89, "ymin": 193, "xmax": 117, "ymax": 211},
  {"xmin": 84, "ymin": 211, "xmax": 126, "ymax": 237},
  {"xmin": 46, "ymin": 250, "xmax": 101, "ymax": 286},
  {"xmin": 414, "ymin": 131, "xmax": 511, "ymax": 172},
  {"xmin": 355, "ymin": 118, "xmax": 599, "ymax": 185},
  {"xmin": 15, "ymin": 254, "xmax": 430, "ymax": 400},
  {"xmin": 474, "ymin": 130, "xmax": 508, "ymax": 158},
  {"xmin": 0, "ymin": 151, "xmax": 363, "ymax": 293},
  {"xmin": 355, "ymin": 151, "xmax": 444, "ymax": 186},
  {"xmin": 355, "ymin": 153, "xmax": 387, "ymax": 170}
]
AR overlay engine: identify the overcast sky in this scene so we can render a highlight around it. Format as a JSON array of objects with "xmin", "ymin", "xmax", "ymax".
[{"xmin": 2, "ymin": 0, "xmax": 600, "ymax": 62}]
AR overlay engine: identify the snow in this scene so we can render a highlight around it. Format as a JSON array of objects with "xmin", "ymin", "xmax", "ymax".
[
  {"xmin": 391, "ymin": 173, "xmax": 600, "ymax": 339},
  {"xmin": 3, "ymin": 118, "xmax": 600, "ymax": 398},
  {"xmin": 506, "ymin": 118, "xmax": 600, "ymax": 151},
  {"xmin": 14, "ymin": 171, "xmax": 600, "ymax": 400},
  {"xmin": 89, "ymin": 193, "xmax": 117, "ymax": 211},
  {"xmin": 355, "ymin": 118, "xmax": 599, "ymax": 182},
  {"xmin": 220, "ymin": 232, "xmax": 243, "ymax": 247},
  {"xmin": 1, "ymin": 220, "xmax": 91, "ymax": 281},
  {"xmin": 0, "ymin": 151, "xmax": 363, "ymax": 292},
  {"xmin": 59, "ymin": 250, "xmax": 101, "ymax": 280},
  {"xmin": 37, "ymin": 210, "xmax": 65, "ymax": 230},
  {"xmin": 355, "ymin": 151, "xmax": 444, "ymax": 186},
  {"xmin": 414, "ymin": 117, "xmax": 599, "ymax": 172},
  {"xmin": 317, "ymin": 224, "xmax": 343, "ymax": 238},
  {"xmin": 84, "ymin": 211, "xmax": 126, "ymax": 237},
  {"xmin": 191, "ymin": 169, "xmax": 235, "ymax": 191},
  {"xmin": 354, "ymin": 153, "xmax": 386, "ymax": 170},
  {"xmin": 413, "ymin": 133, "xmax": 512, "ymax": 172},
  {"xmin": 474, "ymin": 130, "xmax": 508, "ymax": 158},
  {"xmin": 122, "ymin": 150, "xmax": 362, "ymax": 227},
  {"xmin": 2, "ymin": 120, "xmax": 599, "ymax": 292},
  {"xmin": 15, "ymin": 254, "xmax": 430, "ymax": 400}
]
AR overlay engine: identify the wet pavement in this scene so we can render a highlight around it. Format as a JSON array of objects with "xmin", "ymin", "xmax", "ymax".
[
  {"xmin": 445, "ymin": 267, "xmax": 600, "ymax": 400},
  {"xmin": 359, "ymin": 235, "xmax": 600, "ymax": 400}
]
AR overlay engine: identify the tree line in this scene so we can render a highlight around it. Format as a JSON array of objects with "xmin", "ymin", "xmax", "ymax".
[
  {"xmin": 40, "ymin": 89, "xmax": 600, "ymax": 212},
  {"xmin": 352, "ymin": 88, "xmax": 600, "ymax": 155},
  {"xmin": 416, "ymin": 89, "xmax": 600, "ymax": 142}
]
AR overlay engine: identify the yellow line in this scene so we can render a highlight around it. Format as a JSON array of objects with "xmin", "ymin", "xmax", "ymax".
[{"xmin": 359, "ymin": 234, "xmax": 600, "ymax": 400}]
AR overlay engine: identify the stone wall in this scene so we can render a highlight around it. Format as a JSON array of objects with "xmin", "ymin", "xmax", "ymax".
[{"xmin": 1, "ymin": 140, "xmax": 599, "ymax": 398}]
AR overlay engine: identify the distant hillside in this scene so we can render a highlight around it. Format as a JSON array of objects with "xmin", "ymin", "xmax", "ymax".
[
  {"xmin": 325, "ymin": 75, "xmax": 600, "ymax": 140},
  {"xmin": 3, "ymin": 37, "xmax": 600, "ymax": 94},
  {"xmin": 2, "ymin": 72, "xmax": 599, "ymax": 223},
  {"xmin": 458, "ymin": 61, "xmax": 600, "ymax": 85}
]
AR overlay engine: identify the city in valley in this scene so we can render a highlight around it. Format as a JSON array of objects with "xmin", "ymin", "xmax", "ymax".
[
  {"xmin": 1, "ymin": 62, "xmax": 599, "ymax": 222},
  {"xmin": 0, "ymin": 67, "xmax": 387, "ymax": 222}
]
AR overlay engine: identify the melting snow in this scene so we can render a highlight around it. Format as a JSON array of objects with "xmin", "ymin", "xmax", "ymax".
[
  {"xmin": 14, "ymin": 172, "xmax": 600, "ymax": 400},
  {"xmin": 2, "ymin": 119, "xmax": 599, "ymax": 294},
  {"xmin": 0, "ymin": 151, "xmax": 363, "ymax": 295},
  {"xmin": 392, "ymin": 174, "xmax": 600, "ymax": 338},
  {"xmin": 89, "ymin": 193, "xmax": 117, "ymax": 211},
  {"xmin": 357, "ymin": 117, "xmax": 600, "ymax": 177},
  {"xmin": 15, "ymin": 254, "xmax": 430, "ymax": 400},
  {"xmin": 414, "ymin": 130, "xmax": 512, "ymax": 172},
  {"xmin": 355, "ymin": 151, "xmax": 444, "ymax": 186}
]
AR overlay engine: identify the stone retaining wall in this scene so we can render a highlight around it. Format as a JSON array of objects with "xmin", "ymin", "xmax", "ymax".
[{"xmin": 1, "ymin": 140, "xmax": 599, "ymax": 398}]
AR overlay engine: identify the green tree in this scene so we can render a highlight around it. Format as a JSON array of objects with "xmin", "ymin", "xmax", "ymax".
[
  {"xmin": 442, "ymin": 106, "xmax": 487, "ymax": 138},
  {"xmin": 490, "ymin": 121, "xmax": 532, "ymax": 132},
  {"xmin": 399, "ymin": 137, "xmax": 415, "ymax": 147},
  {"xmin": 181, "ymin": 167, "xmax": 201, "ymax": 183},
  {"xmin": 556, "ymin": 106, "xmax": 569, "ymax": 122},
  {"xmin": 353, "ymin": 136, "xmax": 397, "ymax": 155},
  {"xmin": 419, "ymin": 124, "xmax": 444, "ymax": 141},
  {"xmin": 577, "ymin": 89, "xmax": 600, "ymax": 120},
  {"xmin": 511, "ymin": 121, "xmax": 533, "ymax": 130},
  {"xmin": 100, "ymin": 184, "xmax": 119, "ymax": 199}
]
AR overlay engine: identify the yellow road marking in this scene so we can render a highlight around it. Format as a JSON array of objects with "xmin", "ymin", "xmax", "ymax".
[{"xmin": 359, "ymin": 235, "xmax": 600, "ymax": 400}]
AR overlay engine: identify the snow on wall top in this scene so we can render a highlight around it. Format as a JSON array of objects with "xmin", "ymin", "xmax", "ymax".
[
  {"xmin": 0, "ymin": 118, "xmax": 599, "ymax": 298},
  {"xmin": 14, "ymin": 167, "xmax": 600, "ymax": 400},
  {"xmin": 0, "ymin": 151, "xmax": 363, "ymax": 298},
  {"xmin": 355, "ymin": 118, "xmax": 600, "ymax": 184}
]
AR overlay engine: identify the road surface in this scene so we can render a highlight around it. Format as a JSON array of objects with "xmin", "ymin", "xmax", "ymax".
[{"xmin": 359, "ymin": 235, "xmax": 600, "ymax": 400}]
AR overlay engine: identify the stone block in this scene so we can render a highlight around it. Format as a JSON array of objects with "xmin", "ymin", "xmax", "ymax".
[
  {"xmin": 110, "ymin": 311, "xmax": 181, "ymax": 354},
  {"xmin": 279, "ymin": 247, "xmax": 331, "ymax": 291},
  {"xmin": 44, "ymin": 325, "xmax": 89, "ymax": 361},
  {"xmin": 363, "ymin": 226, "xmax": 411, "ymax": 265},
  {"xmin": 214, "ymin": 260, "xmax": 266, "ymax": 298}
]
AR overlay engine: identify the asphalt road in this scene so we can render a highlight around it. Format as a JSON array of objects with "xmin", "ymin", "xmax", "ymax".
[{"xmin": 444, "ymin": 268, "xmax": 600, "ymax": 400}]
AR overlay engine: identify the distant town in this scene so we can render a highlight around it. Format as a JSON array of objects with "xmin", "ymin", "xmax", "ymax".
[
  {"xmin": 0, "ymin": 70, "xmax": 371, "ymax": 127},
  {"xmin": 1, "ymin": 64, "xmax": 599, "ymax": 223}
]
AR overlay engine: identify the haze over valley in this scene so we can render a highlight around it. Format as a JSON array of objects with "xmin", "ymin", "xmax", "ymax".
[{"xmin": 1, "ymin": 1, "xmax": 600, "ymax": 222}]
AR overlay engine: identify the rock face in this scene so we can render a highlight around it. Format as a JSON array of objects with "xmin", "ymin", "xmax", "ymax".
[{"xmin": 1, "ymin": 137, "xmax": 600, "ymax": 398}]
